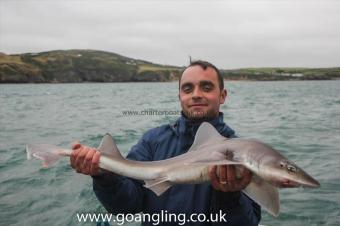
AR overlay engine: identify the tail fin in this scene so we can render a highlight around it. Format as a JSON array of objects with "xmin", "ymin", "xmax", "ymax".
[
  {"xmin": 26, "ymin": 144, "xmax": 71, "ymax": 168},
  {"xmin": 26, "ymin": 134, "xmax": 120, "ymax": 168}
]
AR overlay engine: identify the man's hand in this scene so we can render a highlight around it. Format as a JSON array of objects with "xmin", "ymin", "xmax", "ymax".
[
  {"xmin": 209, "ymin": 165, "xmax": 252, "ymax": 192},
  {"xmin": 70, "ymin": 143, "xmax": 101, "ymax": 176}
]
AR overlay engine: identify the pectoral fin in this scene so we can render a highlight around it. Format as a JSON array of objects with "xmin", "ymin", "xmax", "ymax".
[
  {"xmin": 243, "ymin": 176, "xmax": 280, "ymax": 217},
  {"xmin": 144, "ymin": 177, "xmax": 173, "ymax": 196}
]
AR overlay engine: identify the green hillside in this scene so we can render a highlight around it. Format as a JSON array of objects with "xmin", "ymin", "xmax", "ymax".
[
  {"xmin": 0, "ymin": 50, "xmax": 182, "ymax": 83},
  {"xmin": 0, "ymin": 50, "xmax": 339, "ymax": 83}
]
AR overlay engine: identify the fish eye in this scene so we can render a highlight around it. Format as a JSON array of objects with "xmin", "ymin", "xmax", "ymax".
[
  {"xmin": 287, "ymin": 164, "xmax": 297, "ymax": 173},
  {"xmin": 279, "ymin": 162, "xmax": 285, "ymax": 168}
]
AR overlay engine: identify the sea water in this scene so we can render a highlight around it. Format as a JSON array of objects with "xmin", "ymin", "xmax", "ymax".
[{"xmin": 0, "ymin": 81, "xmax": 339, "ymax": 225}]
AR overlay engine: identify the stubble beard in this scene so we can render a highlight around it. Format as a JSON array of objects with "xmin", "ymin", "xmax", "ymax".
[{"xmin": 183, "ymin": 108, "xmax": 218, "ymax": 122}]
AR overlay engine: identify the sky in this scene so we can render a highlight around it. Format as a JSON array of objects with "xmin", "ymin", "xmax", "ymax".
[{"xmin": 0, "ymin": 0, "xmax": 339, "ymax": 68}]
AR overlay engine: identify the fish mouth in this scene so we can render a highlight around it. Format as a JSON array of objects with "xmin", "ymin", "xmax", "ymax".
[
  {"xmin": 279, "ymin": 176, "xmax": 320, "ymax": 188},
  {"xmin": 279, "ymin": 179, "xmax": 301, "ymax": 188}
]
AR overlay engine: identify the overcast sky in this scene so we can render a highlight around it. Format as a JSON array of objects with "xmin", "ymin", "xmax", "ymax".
[{"xmin": 0, "ymin": 0, "xmax": 339, "ymax": 68}]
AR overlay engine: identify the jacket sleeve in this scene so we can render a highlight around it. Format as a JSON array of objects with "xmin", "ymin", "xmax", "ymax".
[
  {"xmin": 210, "ymin": 190, "xmax": 261, "ymax": 226},
  {"xmin": 92, "ymin": 134, "xmax": 154, "ymax": 215}
]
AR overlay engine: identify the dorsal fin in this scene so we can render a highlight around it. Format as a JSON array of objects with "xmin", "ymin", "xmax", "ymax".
[
  {"xmin": 97, "ymin": 134, "xmax": 124, "ymax": 159},
  {"xmin": 188, "ymin": 122, "xmax": 227, "ymax": 152}
]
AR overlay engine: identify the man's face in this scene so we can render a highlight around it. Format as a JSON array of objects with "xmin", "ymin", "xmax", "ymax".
[{"xmin": 179, "ymin": 65, "xmax": 227, "ymax": 120}]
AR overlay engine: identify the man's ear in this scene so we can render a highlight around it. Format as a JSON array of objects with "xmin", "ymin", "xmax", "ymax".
[{"xmin": 220, "ymin": 89, "xmax": 227, "ymax": 104}]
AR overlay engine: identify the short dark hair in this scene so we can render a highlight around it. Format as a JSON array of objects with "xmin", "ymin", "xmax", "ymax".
[{"xmin": 179, "ymin": 60, "xmax": 224, "ymax": 90}]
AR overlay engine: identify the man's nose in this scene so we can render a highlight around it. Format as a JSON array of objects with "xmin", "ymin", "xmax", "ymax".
[{"xmin": 192, "ymin": 87, "xmax": 203, "ymax": 98}]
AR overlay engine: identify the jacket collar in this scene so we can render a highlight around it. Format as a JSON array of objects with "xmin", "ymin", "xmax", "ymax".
[{"xmin": 171, "ymin": 112, "xmax": 235, "ymax": 138}]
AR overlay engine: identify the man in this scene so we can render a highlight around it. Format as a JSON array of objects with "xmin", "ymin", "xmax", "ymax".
[{"xmin": 71, "ymin": 60, "xmax": 261, "ymax": 225}]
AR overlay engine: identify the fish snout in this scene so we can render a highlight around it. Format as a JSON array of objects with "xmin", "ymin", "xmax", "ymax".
[
  {"xmin": 278, "ymin": 171, "xmax": 320, "ymax": 188},
  {"xmin": 292, "ymin": 173, "xmax": 320, "ymax": 188},
  {"xmin": 298, "ymin": 170, "xmax": 320, "ymax": 188},
  {"xmin": 302, "ymin": 177, "xmax": 320, "ymax": 188}
]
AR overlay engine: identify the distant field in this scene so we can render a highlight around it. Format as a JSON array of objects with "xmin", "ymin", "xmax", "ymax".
[
  {"xmin": 0, "ymin": 55, "xmax": 25, "ymax": 65},
  {"xmin": 138, "ymin": 64, "xmax": 182, "ymax": 72}
]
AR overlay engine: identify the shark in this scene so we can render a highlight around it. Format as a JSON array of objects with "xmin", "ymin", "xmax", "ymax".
[{"xmin": 26, "ymin": 122, "xmax": 320, "ymax": 217}]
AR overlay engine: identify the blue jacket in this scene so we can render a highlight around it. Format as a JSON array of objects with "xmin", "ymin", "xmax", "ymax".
[{"xmin": 93, "ymin": 113, "xmax": 261, "ymax": 226}]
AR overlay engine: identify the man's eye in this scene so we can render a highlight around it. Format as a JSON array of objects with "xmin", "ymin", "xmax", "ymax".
[
  {"xmin": 182, "ymin": 86, "xmax": 192, "ymax": 93},
  {"xmin": 202, "ymin": 85, "xmax": 212, "ymax": 91}
]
